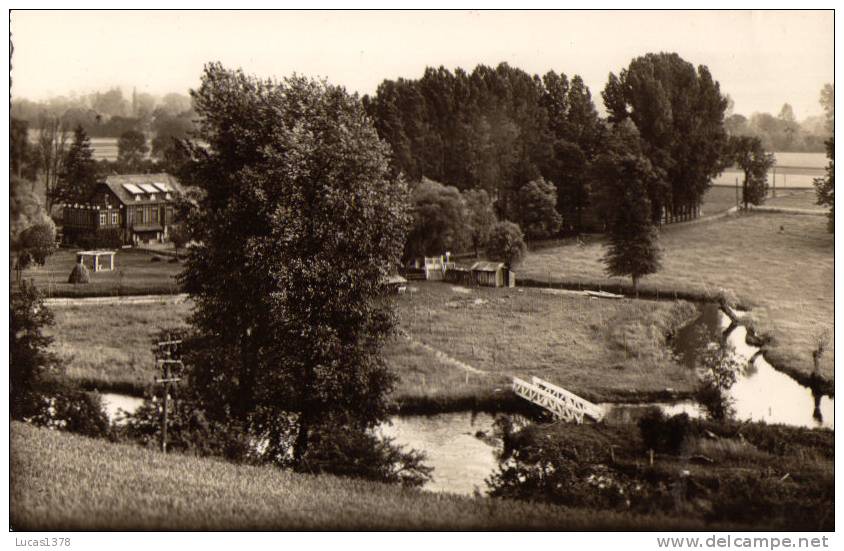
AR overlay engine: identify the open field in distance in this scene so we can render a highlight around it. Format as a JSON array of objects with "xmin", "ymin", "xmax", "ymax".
[{"xmin": 520, "ymin": 212, "xmax": 834, "ymax": 384}]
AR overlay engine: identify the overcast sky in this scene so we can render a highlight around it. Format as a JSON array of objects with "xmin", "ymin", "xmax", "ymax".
[{"xmin": 10, "ymin": 10, "xmax": 834, "ymax": 119}]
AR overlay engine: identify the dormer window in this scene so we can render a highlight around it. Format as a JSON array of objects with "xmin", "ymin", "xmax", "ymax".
[
  {"xmin": 149, "ymin": 193, "xmax": 156, "ymax": 201},
  {"xmin": 135, "ymin": 194, "xmax": 142, "ymax": 201}
]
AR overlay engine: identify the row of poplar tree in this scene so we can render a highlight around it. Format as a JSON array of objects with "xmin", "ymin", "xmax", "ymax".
[{"xmin": 363, "ymin": 53, "xmax": 734, "ymax": 244}]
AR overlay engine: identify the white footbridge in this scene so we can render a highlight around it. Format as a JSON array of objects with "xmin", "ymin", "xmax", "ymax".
[{"xmin": 513, "ymin": 376, "xmax": 604, "ymax": 423}]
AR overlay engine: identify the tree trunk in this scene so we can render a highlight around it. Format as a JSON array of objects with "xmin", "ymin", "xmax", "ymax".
[
  {"xmin": 293, "ymin": 412, "xmax": 311, "ymax": 469},
  {"xmin": 632, "ymin": 275, "xmax": 640, "ymax": 291}
]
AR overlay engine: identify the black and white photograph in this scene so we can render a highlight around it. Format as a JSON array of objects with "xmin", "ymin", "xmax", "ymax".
[{"xmin": 5, "ymin": 6, "xmax": 838, "ymax": 544}]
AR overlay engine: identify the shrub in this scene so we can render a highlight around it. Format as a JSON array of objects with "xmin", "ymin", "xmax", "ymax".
[
  {"xmin": 638, "ymin": 410, "xmax": 692, "ymax": 454},
  {"xmin": 26, "ymin": 385, "xmax": 112, "ymax": 439},
  {"xmin": 301, "ymin": 420, "xmax": 433, "ymax": 488},
  {"xmin": 67, "ymin": 262, "xmax": 91, "ymax": 284}
]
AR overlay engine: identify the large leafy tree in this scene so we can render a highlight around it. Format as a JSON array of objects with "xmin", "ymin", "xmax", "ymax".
[
  {"xmin": 56, "ymin": 125, "xmax": 99, "ymax": 205},
  {"xmin": 404, "ymin": 178, "xmax": 469, "ymax": 260},
  {"xmin": 814, "ymin": 137, "xmax": 834, "ymax": 232},
  {"xmin": 180, "ymin": 63, "xmax": 410, "ymax": 468},
  {"xmin": 730, "ymin": 136, "xmax": 775, "ymax": 209},
  {"xmin": 510, "ymin": 176, "xmax": 562, "ymax": 240},
  {"xmin": 486, "ymin": 221, "xmax": 527, "ymax": 269},
  {"xmin": 602, "ymin": 52, "xmax": 729, "ymax": 223}
]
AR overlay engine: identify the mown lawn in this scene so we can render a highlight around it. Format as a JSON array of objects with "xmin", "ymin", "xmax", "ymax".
[
  {"xmin": 16, "ymin": 248, "xmax": 183, "ymax": 297},
  {"xmin": 519, "ymin": 212, "xmax": 834, "ymax": 384},
  {"xmin": 47, "ymin": 284, "xmax": 698, "ymax": 405},
  {"xmin": 9, "ymin": 422, "xmax": 724, "ymax": 530}
]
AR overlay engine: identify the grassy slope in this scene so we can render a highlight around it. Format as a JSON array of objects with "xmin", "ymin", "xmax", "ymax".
[
  {"xmin": 47, "ymin": 284, "xmax": 698, "ymax": 404},
  {"xmin": 764, "ymin": 189, "xmax": 826, "ymax": 211},
  {"xmin": 519, "ymin": 212, "xmax": 833, "ymax": 383},
  {"xmin": 17, "ymin": 248, "xmax": 182, "ymax": 297},
  {"xmin": 10, "ymin": 422, "xmax": 708, "ymax": 531}
]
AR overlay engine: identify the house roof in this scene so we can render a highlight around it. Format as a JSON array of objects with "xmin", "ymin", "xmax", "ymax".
[
  {"xmin": 100, "ymin": 173, "xmax": 184, "ymax": 205},
  {"xmin": 471, "ymin": 261, "xmax": 505, "ymax": 272}
]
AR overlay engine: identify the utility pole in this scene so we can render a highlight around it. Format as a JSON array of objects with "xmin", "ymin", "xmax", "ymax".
[{"xmin": 155, "ymin": 332, "xmax": 183, "ymax": 453}]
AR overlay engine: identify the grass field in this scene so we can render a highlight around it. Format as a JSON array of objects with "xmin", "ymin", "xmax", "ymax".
[
  {"xmin": 764, "ymin": 189, "xmax": 825, "ymax": 211},
  {"xmin": 701, "ymin": 185, "xmax": 740, "ymax": 215},
  {"xmin": 46, "ymin": 283, "xmax": 698, "ymax": 405},
  {"xmin": 45, "ymin": 297, "xmax": 192, "ymax": 394},
  {"xmin": 17, "ymin": 248, "xmax": 182, "ymax": 297},
  {"xmin": 520, "ymin": 212, "xmax": 834, "ymax": 384},
  {"xmin": 394, "ymin": 283, "xmax": 698, "ymax": 403},
  {"xmin": 9, "ymin": 422, "xmax": 734, "ymax": 530}
]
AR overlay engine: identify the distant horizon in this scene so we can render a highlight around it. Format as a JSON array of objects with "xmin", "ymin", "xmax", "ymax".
[{"xmin": 10, "ymin": 10, "xmax": 833, "ymax": 120}]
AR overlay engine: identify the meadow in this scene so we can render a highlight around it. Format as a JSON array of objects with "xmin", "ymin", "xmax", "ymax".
[
  {"xmin": 46, "ymin": 283, "xmax": 699, "ymax": 406},
  {"xmin": 9, "ymin": 422, "xmax": 739, "ymax": 530},
  {"xmin": 519, "ymin": 212, "xmax": 834, "ymax": 385},
  {"xmin": 18, "ymin": 248, "xmax": 182, "ymax": 297}
]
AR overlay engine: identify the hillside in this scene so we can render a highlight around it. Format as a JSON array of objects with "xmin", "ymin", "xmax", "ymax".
[{"xmin": 12, "ymin": 422, "xmax": 715, "ymax": 531}]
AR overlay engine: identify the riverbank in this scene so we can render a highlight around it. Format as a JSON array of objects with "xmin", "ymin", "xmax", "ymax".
[
  {"xmin": 489, "ymin": 417, "xmax": 834, "ymax": 530},
  {"xmin": 11, "ymin": 422, "xmax": 727, "ymax": 530},
  {"xmin": 519, "ymin": 212, "xmax": 834, "ymax": 387}
]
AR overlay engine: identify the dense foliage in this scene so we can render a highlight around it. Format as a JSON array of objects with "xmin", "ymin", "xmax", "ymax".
[
  {"xmin": 364, "ymin": 63, "xmax": 604, "ymax": 233},
  {"xmin": 603, "ymin": 52, "xmax": 729, "ymax": 224},
  {"xmin": 814, "ymin": 137, "xmax": 834, "ymax": 232},
  {"xmin": 56, "ymin": 125, "xmax": 99, "ymax": 205},
  {"xmin": 485, "ymin": 221, "xmax": 527, "ymax": 268},
  {"xmin": 178, "ymin": 63, "xmax": 418, "ymax": 480},
  {"xmin": 729, "ymin": 136, "xmax": 775, "ymax": 209}
]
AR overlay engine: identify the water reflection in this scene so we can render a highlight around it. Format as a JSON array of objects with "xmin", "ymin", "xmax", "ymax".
[
  {"xmin": 642, "ymin": 304, "xmax": 834, "ymax": 429},
  {"xmin": 378, "ymin": 412, "xmax": 500, "ymax": 495}
]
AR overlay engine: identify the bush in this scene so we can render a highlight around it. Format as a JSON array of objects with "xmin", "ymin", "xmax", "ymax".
[
  {"xmin": 638, "ymin": 410, "xmax": 692, "ymax": 454},
  {"xmin": 120, "ymin": 395, "xmax": 255, "ymax": 462},
  {"xmin": 67, "ymin": 262, "xmax": 91, "ymax": 284},
  {"xmin": 301, "ymin": 421, "xmax": 433, "ymax": 488},
  {"xmin": 26, "ymin": 386, "xmax": 112, "ymax": 439}
]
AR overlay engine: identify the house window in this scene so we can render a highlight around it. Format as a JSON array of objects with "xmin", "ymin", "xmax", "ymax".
[
  {"xmin": 149, "ymin": 193, "xmax": 156, "ymax": 201},
  {"xmin": 111, "ymin": 212, "xmax": 118, "ymax": 225},
  {"xmin": 99, "ymin": 212, "xmax": 107, "ymax": 225},
  {"xmin": 152, "ymin": 208, "xmax": 159, "ymax": 222},
  {"xmin": 135, "ymin": 194, "xmax": 142, "ymax": 201}
]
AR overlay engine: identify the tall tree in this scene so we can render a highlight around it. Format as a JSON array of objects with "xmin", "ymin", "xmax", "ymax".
[
  {"xmin": 730, "ymin": 136, "xmax": 775, "ymax": 209},
  {"xmin": 117, "ymin": 129, "xmax": 149, "ymax": 171},
  {"xmin": 464, "ymin": 188, "xmax": 497, "ymax": 256},
  {"xmin": 11, "ymin": 117, "xmax": 33, "ymax": 178},
  {"xmin": 594, "ymin": 132, "xmax": 662, "ymax": 289},
  {"xmin": 820, "ymin": 83, "xmax": 834, "ymax": 134},
  {"xmin": 36, "ymin": 115, "xmax": 69, "ymax": 213},
  {"xmin": 10, "ymin": 281, "xmax": 57, "ymax": 420},
  {"xmin": 814, "ymin": 137, "xmax": 834, "ymax": 232},
  {"xmin": 181, "ymin": 63, "xmax": 410, "ymax": 468},
  {"xmin": 603, "ymin": 53, "xmax": 729, "ymax": 223},
  {"xmin": 56, "ymin": 125, "xmax": 99, "ymax": 205}
]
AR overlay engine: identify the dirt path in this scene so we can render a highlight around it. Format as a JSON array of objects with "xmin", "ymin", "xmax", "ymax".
[{"xmin": 45, "ymin": 293, "xmax": 188, "ymax": 307}]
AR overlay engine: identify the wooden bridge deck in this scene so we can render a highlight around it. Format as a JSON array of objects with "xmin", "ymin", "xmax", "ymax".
[{"xmin": 513, "ymin": 376, "xmax": 604, "ymax": 423}]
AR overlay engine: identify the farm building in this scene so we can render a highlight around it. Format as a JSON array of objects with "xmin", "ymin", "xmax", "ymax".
[
  {"xmin": 471, "ymin": 261, "xmax": 515, "ymax": 288},
  {"xmin": 62, "ymin": 173, "xmax": 184, "ymax": 247}
]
